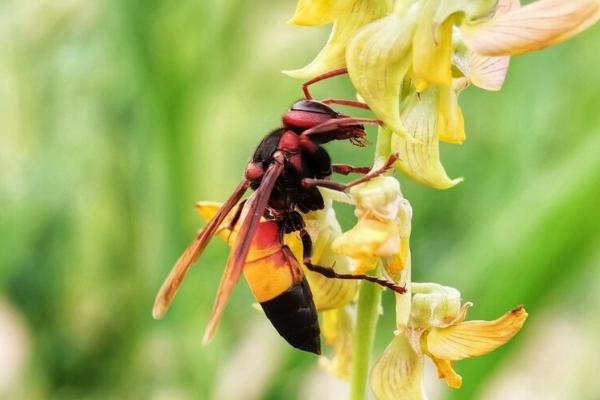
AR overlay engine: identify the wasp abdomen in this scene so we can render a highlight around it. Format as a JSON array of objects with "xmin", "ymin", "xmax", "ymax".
[{"xmin": 260, "ymin": 278, "xmax": 321, "ymax": 354}]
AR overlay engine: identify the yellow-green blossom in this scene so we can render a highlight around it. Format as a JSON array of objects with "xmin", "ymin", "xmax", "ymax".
[
  {"xmin": 288, "ymin": 0, "xmax": 600, "ymax": 189},
  {"xmin": 332, "ymin": 175, "xmax": 412, "ymax": 276},
  {"xmin": 285, "ymin": 0, "xmax": 391, "ymax": 79},
  {"xmin": 371, "ymin": 282, "xmax": 528, "ymax": 396}
]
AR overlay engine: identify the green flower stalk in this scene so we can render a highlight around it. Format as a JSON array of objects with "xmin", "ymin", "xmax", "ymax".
[{"xmin": 284, "ymin": 0, "xmax": 600, "ymax": 399}]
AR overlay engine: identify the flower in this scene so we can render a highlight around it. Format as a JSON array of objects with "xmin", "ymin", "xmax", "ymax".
[
  {"xmin": 332, "ymin": 175, "xmax": 412, "ymax": 277},
  {"xmin": 284, "ymin": 0, "xmax": 391, "ymax": 79},
  {"xmin": 371, "ymin": 282, "xmax": 528, "ymax": 396},
  {"xmin": 288, "ymin": 0, "xmax": 600, "ymax": 189}
]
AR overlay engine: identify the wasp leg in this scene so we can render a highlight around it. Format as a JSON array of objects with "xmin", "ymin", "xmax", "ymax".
[
  {"xmin": 302, "ymin": 68, "xmax": 348, "ymax": 99},
  {"xmin": 302, "ymin": 154, "xmax": 398, "ymax": 192},
  {"xmin": 332, "ymin": 164, "xmax": 371, "ymax": 176},
  {"xmin": 321, "ymin": 99, "xmax": 370, "ymax": 110},
  {"xmin": 298, "ymin": 228, "xmax": 406, "ymax": 294}
]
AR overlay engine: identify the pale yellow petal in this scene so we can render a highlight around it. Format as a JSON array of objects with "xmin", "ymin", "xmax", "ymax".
[
  {"xmin": 285, "ymin": 0, "xmax": 390, "ymax": 79},
  {"xmin": 319, "ymin": 308, "xmax": 354, "ymax": 380},
  {"xmin": 332, "ymin": 218, "xmax": 401, "ymax": 260},
  {"xmin": 426, "ymin": 305, "xmax": 528, "ymax": 361},
  {"xmin": 437, "ymin": 85, "xmax": 465, "ymax": 143},
  {"xmin": 429, "ymin": 356, "xmax": 463, "ymax": 389},
  {"xmin": 289, "ymin": 209, "xmax": 358, "ymax": 311},
  {"xmin": 462, "ymin": 0, "xmax": 600, "ymax": 56},
  {"xmin": 412, "ymin": 3, "xmax": 454, "ymax": 87},
  {"xmin": 287, "ymin": 0, "xmax": 352, "ymax": 26},
  {"xmin": 391, "ymin": 91, "xmax": 463, "ymax": 189},
  {"xmin": 346, "ymin": 2, "xmax": 420, "ymax": 134},
  {"xmin": 371, "ymin": 334, "xmax": 426, "ymax": 400}
]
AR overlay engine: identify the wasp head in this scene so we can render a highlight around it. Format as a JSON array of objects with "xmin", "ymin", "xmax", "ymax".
[{"xmin": 282, "ymin": 100, "xmax": 341, "ymax": 132}]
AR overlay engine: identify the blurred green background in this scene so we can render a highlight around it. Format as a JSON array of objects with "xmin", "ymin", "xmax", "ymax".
[{"xmin": 1, "ymin": 1, "xmax": 600, "ymax": 399}]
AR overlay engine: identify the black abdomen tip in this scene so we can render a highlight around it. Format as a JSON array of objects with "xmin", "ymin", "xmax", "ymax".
[{"xmin": 260, "ymin": 278, "xmax": 321, "ymax": 355}]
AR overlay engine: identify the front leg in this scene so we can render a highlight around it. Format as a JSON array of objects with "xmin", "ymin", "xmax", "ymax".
[{"xmin": 302, "ymin": 154, "xmax": 398, "ymax": 192}]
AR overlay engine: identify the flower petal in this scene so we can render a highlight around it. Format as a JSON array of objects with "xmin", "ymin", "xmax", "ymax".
[
  {"xmin": 332, "ymin": 218, "xmax": 401, "ymax": 262},
  {"xmin": 346, "ymin": 2, "xmax": 420, "ymax": 133},
  {"xmin": 429, "ymin": 356, "xmax": 463, "ymax": 389},
  {"xmin": 287, "ymin": 0, "xmax": 353, "ymax": 26},
  {"xmin": 467, "ymin": 52, "xmax": 510, "ymax": 91},
  {"xmin": 391, "ymin": 91, "xmax": 463, "ymax": 189},
  {"xmin": 285, "ymin": 0, "xmax": 390, "ymax": 79},
  {"xmin": 293, "ymin": 208, "xmax": 358, "ymax": 311},
  {"xmin": 319, "ymin": 307, "xmax": 354, "ymax": 380},
  {"xmin": 195, "ymin": 201, "xmax": 238, "ymax": 245},
  {"xmin": 461, "ymin": 0, "xmax": 600, "ymax": 56},
  {"xmin": 426, "ymin": 305, "xmax": 528, "ymax": 361},
  {"xmin": 412, "ymin": 3, "xmax": 454, "ymax": 87},
  {"xmin": 452, "ymin": 0, "xmax": 518, "ymax": 91},
  {"xmin": 437, "ymin": 85, "xmax": 465, "ymax": 143},
  {"xmin": 371, "ymin": 334, "xmax": 427, "ymax": 400}
]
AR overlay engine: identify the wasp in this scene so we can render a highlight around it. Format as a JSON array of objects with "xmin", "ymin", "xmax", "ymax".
[{"xmin": 153, "ymin": 69, "xmax": 406, "ymax": 355}]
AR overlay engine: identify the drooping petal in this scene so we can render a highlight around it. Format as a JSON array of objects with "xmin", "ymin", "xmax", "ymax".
[
  {"xmin": 346, "ymin": 1, "xmax": 421, "ymax": 134},
  {"xmin": 429, "ymin": 355, "xmax": 463, "ymax": 389},
  {"xmin": 437, "ymin": 85, "xmax": 465, "ymax": 143},
  {"xmin": 391, "ymin": 91, "xmax": 463, "ymax": 189},
  {"xmin": 425, "ymin": 305, "xmax": 528, "ymax": 361},
  {"xmin": 285, "ymin": 0, "xmax": 391, "ymax": 79},
  {"xmin": 320, "ymin": 307, "xmax": 354, "ymax": 380},
  {"xmin": 371, "ymin": 334, "xmax": 427, "ymax": 400},
  {"xmin": 461, "ymin": 0, "xmax": 600, "ymax": 56}
]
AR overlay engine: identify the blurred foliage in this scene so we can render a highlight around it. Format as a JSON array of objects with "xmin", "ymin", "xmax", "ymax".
[{"xmin": 1, "ymin": 0, "xmax": 599, "ymax": 399}]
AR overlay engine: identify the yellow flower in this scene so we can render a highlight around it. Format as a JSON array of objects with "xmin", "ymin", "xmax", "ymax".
[
  {"xmin": 371, "ymin": 282, "xmax": 528, "ymax": 394},
  {"xmin": 285, "ymin": 0, "xmax": 391, "ymax": 80},
  {"xmin": 332, "ymin": 176, "xmax": 412, "ymax": 276},
  {"xmin": 291, "ymin": 0, "xmax": 600, "ymax": 189}
]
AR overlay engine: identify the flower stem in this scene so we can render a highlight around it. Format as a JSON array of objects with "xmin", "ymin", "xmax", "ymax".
[{"xmin": 350, "ymin": 268, "xmax": 383, "ymax": 400}]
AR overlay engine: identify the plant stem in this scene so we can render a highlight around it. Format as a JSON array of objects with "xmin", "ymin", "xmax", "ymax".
[{"xmin": 350, "ymin": 268, "xmax": 383, "ymax": 400}]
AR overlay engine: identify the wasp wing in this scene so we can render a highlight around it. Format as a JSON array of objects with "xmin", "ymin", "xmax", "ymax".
[
  {"xmin": 152, "ymin": 179, "xmax": 250, "ymax": 319},
  {"xmin": 202, "ymin": 160, "xmax": 284, "ymax": 344}
]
